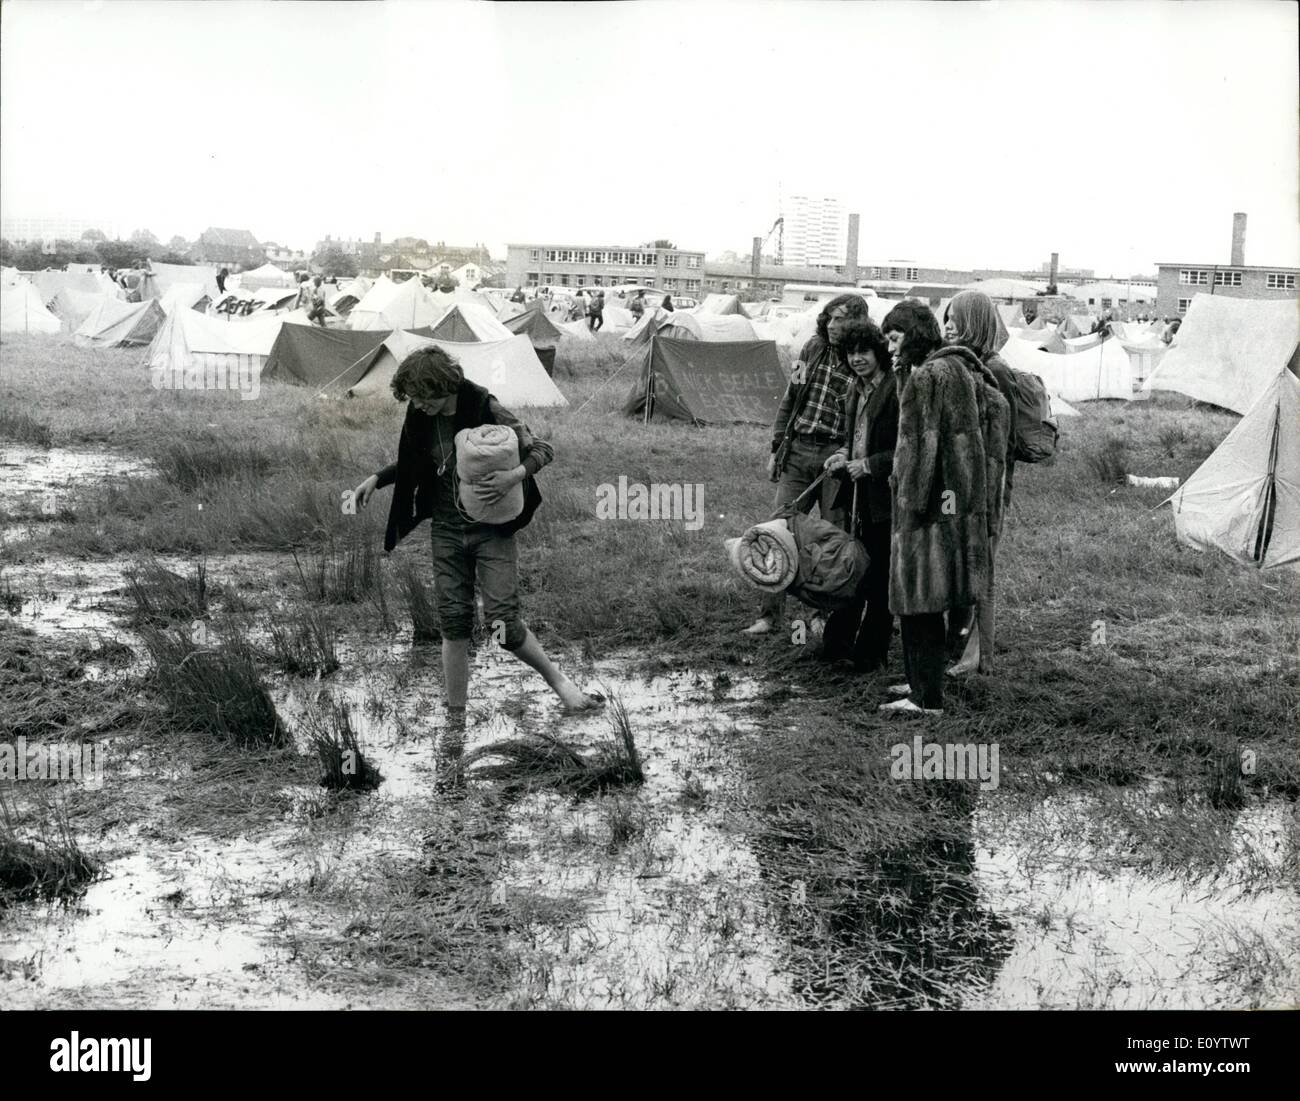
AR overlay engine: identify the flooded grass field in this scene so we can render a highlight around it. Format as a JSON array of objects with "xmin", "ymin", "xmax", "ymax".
[{"xmin": 1, "ymin": 336, "xmax": 1297, "ymax": 1010}]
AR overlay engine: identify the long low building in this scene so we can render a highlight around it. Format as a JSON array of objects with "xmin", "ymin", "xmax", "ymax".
[{"xmin": 505, "ymin": 243, "xmax": 706, "ymax": 296}]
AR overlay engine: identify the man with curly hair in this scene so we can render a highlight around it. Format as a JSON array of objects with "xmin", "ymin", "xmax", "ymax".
[{"xmin": 351, "ymin": 345, "xmax": 603, "ymax": 721}]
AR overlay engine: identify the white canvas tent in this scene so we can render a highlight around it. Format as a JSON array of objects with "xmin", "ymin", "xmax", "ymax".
[
  {"xmin": 1001, "ymin": 334, "xmax": 1136, "ymax": 402},
  {"xmin": 349, "ymin": 276, "xmax": 441, "ymax": 331},
  {"xmin": 146, "ymin": 309, "xmax": 295, "ymax": 376},
  {"xmin": 158, "ymin": 282, "xmax": 212, "ymax": 315},
  {"xmin": 74, "ymin": 298, "xmax": 167, "ymax": 348},
  {"xmin": 349, "ymin": 332, "xmax": 568, "ymax": 407},
  {"xmin": 1, "ymin": 282, "xmax": 62, "ymax": 333},
  {"xmin": 1142, "ymin": 294, "xmax": 1299, "ymax": 414},
  {"xmin": 148, "ymin": 261, "xmax": 222, "ymax": 302},
  {"xmin": 238, "ymin": 263, "xmax": 296, "ymax": 290},
  {"xmin": 1165, "ymin": 369, "xmax": 1299, "ymax": 570}
]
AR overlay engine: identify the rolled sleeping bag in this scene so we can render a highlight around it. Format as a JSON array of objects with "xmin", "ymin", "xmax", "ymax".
[
  {"xmin": 455, "ymin": 424, "xmax": 524, "ymax": 524},
  {"xmin": 725, "ymin": 518, "xmax": 799, "ymax": 594}
]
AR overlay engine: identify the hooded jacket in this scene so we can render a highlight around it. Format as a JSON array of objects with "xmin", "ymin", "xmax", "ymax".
[{"xmin": 888, "ymin": 344, "xmax": 1010, "ymax": 617}]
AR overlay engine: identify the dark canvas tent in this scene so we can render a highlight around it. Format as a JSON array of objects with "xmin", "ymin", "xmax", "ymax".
[
  {"xmin": 426, "ymin": 302, "xmax": 513, "ymax": 343},
  {"xmin": 262, "ymin": 323, "xmax": 389, "ymax": 390},
  {"xmin": 623, "ymin": 336, "xmax": 785, "ymax": 424},
  {"xmin": 503, "ymin": 305, "xmax": 564, "ymax": 376}
]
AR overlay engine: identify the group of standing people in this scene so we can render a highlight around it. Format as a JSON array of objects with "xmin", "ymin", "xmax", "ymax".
[{"xmin": 747, "ymin": 290, "xmax": 1017, "ymax": 716}]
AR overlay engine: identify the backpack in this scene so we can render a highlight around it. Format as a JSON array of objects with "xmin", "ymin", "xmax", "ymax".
[
  {"xmin": 1007, "ymin": 368, "xmax": 1058, "ymax": 463},
  {"xmin": 780, "ymin": 511, "xmax": 869, "ymax": 611}
]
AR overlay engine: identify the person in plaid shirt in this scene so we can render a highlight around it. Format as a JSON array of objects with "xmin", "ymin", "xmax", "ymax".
[{"xmin": 742, "ymin": 292, "xmax": 871, "ymax": 636}]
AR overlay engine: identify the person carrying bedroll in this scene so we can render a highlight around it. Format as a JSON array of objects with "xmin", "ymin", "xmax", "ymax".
[
  {"xmin": 821, "ymin": 317, "xmax": 899, "ymax": 672},
  {"xmin": 741, "ymin": 292, "xmax": 870, "ymax": 636},
  {"xmin": 351, "ymin": 346, "xmax": 604, "ymax": 726}
]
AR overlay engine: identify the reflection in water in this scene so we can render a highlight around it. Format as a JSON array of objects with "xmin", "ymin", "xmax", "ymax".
[{"xmin": 764, "ymin": 784, "xmax": 1014, "ymax": 1009}]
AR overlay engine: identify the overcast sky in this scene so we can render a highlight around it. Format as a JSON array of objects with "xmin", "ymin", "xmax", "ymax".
[{"xmin": 2, "ymin": 0, "xmax": 1296, "ymax": 274}]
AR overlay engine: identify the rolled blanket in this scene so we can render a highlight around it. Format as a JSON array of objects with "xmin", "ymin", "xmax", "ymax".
[
  {"xmin": 725, "ymin": 519, "xmax": 799, "ymax": 594},
  {"xmin": 455, "ymin": 424, "xmax": 524, "ymax": 524}
]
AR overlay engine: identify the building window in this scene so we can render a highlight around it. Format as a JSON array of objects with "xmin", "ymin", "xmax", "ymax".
[
  {"xmin": 906, "ymin": 267, "xmax": 918, "ymax": 281},
  {"xmin": 530, "ymin": 249, "xmax": 539, "ymax": 261},
  {"xmin": 686, "ymin": 279, "xmax": 701, "ymax": 292},
  {"xmin": 663, "ymin": 278, "xmax": 677, "ymax": 290},
  {"xmin": 1101, "ymin": 298, "xmax": 1112, "ymax": 308},
  {"xmin": 558, "ymin": 274, "xmax": 570, "ymax": 287},
  {"xmin": 1178, "ymin": 269, "xmax": 1209, "ymax": 285},
  {"xmin": 576, "ymin": 275, "xmax": 586, "ymax": 287},
  {"xmin": 545, "ymin": 249, "xmax": 557, "ymax": 262},
  {"xmin": 686, "ymin": 256, "xmax": 700, "ymax": 269},
  {"xmin": 664, "ymin": 254, "xmax": 678, "ymax": 267},
  {"xmin": 644, "ymin": 279, "xmax": 656, "ymax": 288},
  {"xmin": 1213, "ymin": 271, "xmax": 1242, "ymax": 287},
  {"xmin": 1177, "ymin": 298, "xmax": 1191, "ymax": 313},
  {"xmin": 1266, "ymin": 272, "xmax": 1296, "ymax": 289},
  {"xmin": 590, "ymin": 251, "xmax": 603, "ymax": 264},
  {"xmin": 526, "ymin": 271, "xmax": 539, "ymax": 287}
]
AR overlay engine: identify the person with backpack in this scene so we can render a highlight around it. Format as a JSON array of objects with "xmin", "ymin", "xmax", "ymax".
[
  {"xmin": 741, "ymin": 292, "xmax": 869, "ymax": 636},
  {"xmin": 877, "ymin": 301, "xmax": 1011, "ymax": 715},
  {"xmin": 587, "ymin": 289, "xmax": 605, "ymax": 332},
  {"xmin": 628, "ymin": 289, "xmax": 647, "ymax": 322},
  {"xmin": 942, "ymin": 290, "xmax": 1021, "ymax": 675},
  {"xmin": 821, "ymin": 317, "xmax": 899, "ymax": 672},
  {"xmin": 661, "ymin": 292, "xmax": 675, "ymax": 312},
  {"xmin": 350, "ymin": 345, "xmax": 604, "ymax": 725}
]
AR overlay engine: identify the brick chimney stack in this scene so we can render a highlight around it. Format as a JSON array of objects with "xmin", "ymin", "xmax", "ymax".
[
  {"xmin": 1231, "ymin": 213, "xmax": 1246, "ymax": 266},
  {"xmin": 752, "ymin": 237, "xmax": 762, "ymax": 280},
  {"xmin": 846, "ymin": 213, "xmax": 860, "ymax": 284}
]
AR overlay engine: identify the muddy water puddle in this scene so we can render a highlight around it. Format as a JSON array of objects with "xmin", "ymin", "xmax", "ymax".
[
  {"xmin": 971, "ymin": 792, "xmax": 1299, "ymax": 1009},
  {"xmin": 0, "ymin": 444, "xmax": 154, "ymax": 516}
]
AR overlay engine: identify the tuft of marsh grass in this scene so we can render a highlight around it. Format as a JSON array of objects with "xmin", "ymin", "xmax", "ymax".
[
  {"xmin": 460, "ymin": 695, "xmax": 644, "ymax": 797},
  {"xmin": 304, "ymin": 699, "xmax": 382, "ymax": 792},
  {"xmin": 294, "ymin": 533, "xmax": 381, "ymax": 604},
  {"xmin": 399, "ymin": 560, "xmax": 441, "ymax": 643},
  {"xmin": 0, "ymin": 793, "xmax": 99, "ymax": 905},
  {"xmin": 601, "ymin": 794, "xmax": 652, "ymax": 853},
  {"xmin": 1082, "ymin": 432, "xmax": 1131, "ymax": 484},
  {"xmin": 148, "ymin": 436, "xmax": 277, "ymax": 491},
  {"xmin": 123, "ymin": 557, "xmax": 208, "ymax": 626},
  {"xmin": 0, "ymin": 407, "xmax": 53, "ymax": 447},
  {"xmin": 265, "ymin": 607, "xmax": 340, "ymax": 677},
  {"xmin": 139, "ymin": 624, "xmax": 289, "ymax": 749}
]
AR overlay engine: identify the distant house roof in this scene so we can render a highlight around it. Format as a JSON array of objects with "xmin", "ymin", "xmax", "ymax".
[{"xmin": 198, "ymin": 227, "xmax": 260, "ymax": 249}]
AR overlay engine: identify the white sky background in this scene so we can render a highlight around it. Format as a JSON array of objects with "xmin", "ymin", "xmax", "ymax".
[{"xmin": 1, "ymin": 0, "xmax": 1296, "ymax": 274}]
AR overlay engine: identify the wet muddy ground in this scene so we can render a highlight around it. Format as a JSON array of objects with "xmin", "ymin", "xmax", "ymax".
[{"xmin": 2, "ymin": 447, "xmax": 1297, "ymax": 1009}]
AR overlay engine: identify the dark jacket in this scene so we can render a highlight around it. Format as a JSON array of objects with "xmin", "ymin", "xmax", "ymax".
[
  {"xmin": 770, "ymin": 335, "xmax": 840, "ymax": 471},
  {"xmin": 373, "ymin": 380, "xmax": 543, "ymax": 551},
  {"xmin": 829, "ymin": 369, "xmax": 898, "ymax": 529},
  {"xmin": 888, "ymin": 345, "xmax": 1010, "ymax": 617}
]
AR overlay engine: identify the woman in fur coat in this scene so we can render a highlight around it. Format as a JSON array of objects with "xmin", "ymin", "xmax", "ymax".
[
  {"xmin": 877, "ymin": 301, "xmax": 1010, "ymax": 715},
  {"xmin": 942, "ymin": 290, "xmax": 1020, "ymax": 675}
]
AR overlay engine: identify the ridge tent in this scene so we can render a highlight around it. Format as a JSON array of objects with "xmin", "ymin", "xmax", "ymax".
[
  {"xmin": 503, "ymin": 306, "xmax": 564, "ymax": 376},
  {"xmin": 148, "ymin": 261, "xmax": 222, "ymax": 302},
  {"xmin": 428, "ymin": 285, "xmax": 493, "ymax": 315},
  {"xmin": 1, "ymin": 267, "xmax": 21, "ymax": 286},
  {"xmin": 74, "ymin": 298, "xmax": 166, "ymax": 348},
  {"xmin": 159, "ymin": 282, "xmax": 212, "ymax": 315},
  {"xmin": 348, "ymin": 332, "xmax": 568, "ymax": 407},
  {"xmin": 1027, "ymin": 315, "xmax": 1047, "ymax": 330},
  {"xmin": 33, "ymin": 269, "xmax": 104, "ymax": 306},
  {"xmin": 51, "ymin": 288, "xmax": 109, "ymax": 327},
  {"xmin": 263, "ymin": 323, "xmax": 390, "ymax": 390},
  {"xmin": 349, "ymin": 276, "xmax": 441, "ymax": 331},
  {"xmin": 238, "ymin": 263, "xmax": 296, "ymax": 290},
  {"xmin": 1165, "ymin": 369, "xmax": 1299, "ymax": 570},
  {"xmin": 146, "ymin": 309, "xmax": 293, "ymax": 377},
  {"xmin": 659, "ymin": 312, "xmax": 758, "ymax": 342},
  {"xmin": 0, "ymin": 282, "xmax": 62, "ymax": 333},
  {"xmin": 697, "ymin": 293, "xmax": 747, "ymax": 315},
  {"xmin": 1142, "ymin": 294, "xmax": 1299, "ymax": 414},
  {"xmin": 1064, "ymin": 332, "xmax": 1103, "ymax": 352},
  {"xmin": 496, "ymin": 300, "xmax": 527, "ymax": 322},
  {"xmin": 1001, "ymin": 335, "xmax": 1136, "ymax": 402},
  {"xmin": 1060, "ymin": 314, "xmax": 1096, "ymax": 338},
  {"xmin": 622, "ymin": 336, "xmax": 785, "ymax": 425},
  {"xmin": 1037, "ymin": 330, "xmax": 1067, "ymax": 354},
  {"xmin": 426, "ymin": 302, "xmax": 514, "ymax": 343},
  {"xmin": 328, "ymin": 276, "xmax": 373, "ymax": 317},
  {"xmin": 743, "ymin": 300, "xmax": 773, "ymax": 320}
]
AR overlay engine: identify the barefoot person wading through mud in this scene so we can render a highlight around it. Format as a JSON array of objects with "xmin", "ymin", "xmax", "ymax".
[{"xmin": 352, "ymin": 346, "xmax": 603, "ymax": 719}]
